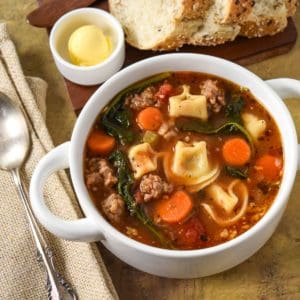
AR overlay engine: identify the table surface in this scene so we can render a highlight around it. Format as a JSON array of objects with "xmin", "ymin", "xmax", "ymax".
[{"xmin": 2, "ymin": 1, "xmax": 300, "ymax": 299}]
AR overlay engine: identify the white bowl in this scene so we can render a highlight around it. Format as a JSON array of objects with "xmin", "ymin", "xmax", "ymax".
[
  {"xmin": 49, "ymin": 8, "xmax": 125, "ymax": 85},
  {"xmin": 30, "ymin": 54, "xmax": 300, "ymax": 278}
]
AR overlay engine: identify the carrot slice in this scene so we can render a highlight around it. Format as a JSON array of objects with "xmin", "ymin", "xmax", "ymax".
[
  {"xmin": 137, "ymin": 107, "xmax": 163, "ymax": 131},
  {"xmin": 222, "ymin": 137, "xmax": 251, "ymax": 166},
  {"xmin": 155, "ymin": 191, "xmax": 193, "ymax": 224},
  {"xmin": 255, "ymin": 154, "xmax": 282, "ymax": 181},
  {"xmin": 87, "ymin": 130, "xmax": 116, "ymax": 155}
]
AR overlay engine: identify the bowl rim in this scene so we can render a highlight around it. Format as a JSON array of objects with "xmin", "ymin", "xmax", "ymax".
[
  {"xmin": 70, "ymin": 53, "xmax": 298, "ymax": 257},
  {"xmin": 49, "ymin": 7, "xmax": 124, "ymax": 71}
]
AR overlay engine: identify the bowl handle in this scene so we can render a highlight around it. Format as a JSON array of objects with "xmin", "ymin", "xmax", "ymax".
[
  {"xmin": 265, "ymin": 78, "xmax": 300, "ymax": 99},
  {"xmin": 265, "ymin": 78, "xmax": 300, "ymax": 170},
  {"xmin": 29, "ymin": 142, "xmax": 104, "ymax": 241}
]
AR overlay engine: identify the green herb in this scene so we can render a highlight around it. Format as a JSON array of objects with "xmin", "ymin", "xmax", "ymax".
[
  {"xmin": 109, "ymin": 150, "xmax": 173, "ymax": 249},
  {"xmin": 101, "ymin": 72, "xmax": 171, "ymax": 145},
  {"xmin": 102, "ymin": 121, "xmax": 134, "ymax": 145},
  {"xmin": 225, "ymin": 166, "xmax": 248, "ymax": 179},
  {"xmin": 225, "ymin": 96, "xmax": 245, "ymax": 124},
  {"xmin": 115, "ymin": 108, "xmax": 132, "ymax": 128},
  {"xmin": 109, "ymin": 150, "xmax": 135, "ymax": 213},
  {"xmin": 176, "ymin": 119, "xmax": 254, "ymax": 149}
]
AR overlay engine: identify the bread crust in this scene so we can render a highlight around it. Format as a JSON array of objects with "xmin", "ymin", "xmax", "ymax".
[
  {"xmin": 109, "ymin": 0, "xmax": 205, "ymax": 50},
  {"xmin": 238, "ymin": 0, "xmax": 294, "ymax": 38},
  {"xmin": 221, "ymin": 0, "xmax": 254, "ymax": 24},
  {"xmin": 239, "ymin": 17, "xmax": 287, "ymax": 38},
  {"xmin": 151, "ymin": 18, "xmax": 204, "ymax": 51},
  {"xmin": 285, "ymin": 0, "xmax": 298, "ymax": 16},
  {"xmin": 108, "ymin": 0, "xmax": 298, "ymax": 50},
  {"xmin": 189, "ymin": 34, "xmax": 237, "ymax": 46},
  {"xmin": 189, "ymin": 25, "xmax": 240, "ymax": 46},
  {"xmin": 153, "ymin": 35, "xmax": 188, "ymax": 51},
  {"xmin": 176, "ymin": 0, "xmax": 213, "ymax": 20},
  {"xmin": 188, "ymin": 1, "xmax": 241, "ymax": 47}
]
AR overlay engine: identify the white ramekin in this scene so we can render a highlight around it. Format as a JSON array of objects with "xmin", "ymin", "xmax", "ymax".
[
  {"xmin": 49, "ymin": 8, "xmax": 125, "ymax": 85},
  {"xmin": 30, "ymin": 54, "xmax": 300, "ymax": 278}
]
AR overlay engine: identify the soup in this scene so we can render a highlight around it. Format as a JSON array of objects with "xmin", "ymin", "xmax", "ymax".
[{"xmin": 83, "ymin": 72, "xmax": 283, "ymax": 250}]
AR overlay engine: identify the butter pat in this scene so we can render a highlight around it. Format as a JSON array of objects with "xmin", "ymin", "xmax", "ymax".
[{"xmin": 68, "ymin": 25, "xmax": 112, "ymax": 66}]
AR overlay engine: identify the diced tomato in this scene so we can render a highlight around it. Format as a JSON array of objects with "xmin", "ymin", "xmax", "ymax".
[
  {"xmin": 175, "ymin": 217, "xmax": 207, "ymax": 248},
  {"xmin": 160, "ymin": 83, "xmax": 173, "ymax": 95},
  {"xmin": 134, "ymin": 190, "xmax": 143, "ymax": 204},
  {"xmin": 155, "ymin": 83, "xmax": 174, "ymax": 102},
  {"xmin": 255, "ymin": 154, "xmax": 282, "ymax": 182}
]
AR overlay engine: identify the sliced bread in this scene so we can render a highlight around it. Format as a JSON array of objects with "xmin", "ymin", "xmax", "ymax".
[
  {"xmin": 109, "ymin": 0, "xmax": 244, "ymax": 49},
  {"xmin": 239, "ymin": 0, "xmax": 288, "ymax": 37},
  {"xmin": 215, "ymin": 0, "xmax": 254, "ymax": 24},
  {"xmin": 189, "ymin": 0, "xmax": 242, "ymax": 46},
  {"xmin": 285, "ymin": 0, "xmax": 298, "ymax": 17},
  {"xmin": 108, "ymin": 0, "xmax": 211, "ymax": 50},
  {"xmin": 109, "ymin": 0, "xmax": 298, "ymax": 50},
  {"xmin": 175, "ymin": 0, "xmax": 212, "ymax": 20}
]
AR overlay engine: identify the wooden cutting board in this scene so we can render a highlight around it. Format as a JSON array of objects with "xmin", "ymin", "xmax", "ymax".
[{"xmin": 37, "ymin": 0, "xmax": 297, "ymax": 112}]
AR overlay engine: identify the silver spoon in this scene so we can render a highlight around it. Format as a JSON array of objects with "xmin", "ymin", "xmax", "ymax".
[{"xmin": 0, "ymin": 92, "xmax": 77, "ymax": 300}]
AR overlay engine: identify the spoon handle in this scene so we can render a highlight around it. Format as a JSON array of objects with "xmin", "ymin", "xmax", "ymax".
[{"xmin": 11, "ymin": 169, "xmax": 77, "ymax": 300}]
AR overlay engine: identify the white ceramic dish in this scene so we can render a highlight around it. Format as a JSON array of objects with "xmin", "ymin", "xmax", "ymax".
[
  {"xmin": 30, "ymin": 54, "xmax": 300, "ymax": 278},
  {"xmin": 49, "ymin": 8, "xmax": 125, "ymax": 85}
]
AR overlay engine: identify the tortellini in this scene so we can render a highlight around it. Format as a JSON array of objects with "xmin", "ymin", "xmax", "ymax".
[
  {"xmin": 242, "ymin": 113, "xmax": 266, "ymax": 141},
  {"xmin": 206, "ymin": 183, "xmax": 239, "ymax": 214},
  {"xmin": 169, "ymin": 85, "xmax": 208, "ymax": 121},
  {"xmin": 128, "ymin": 143, "xmax": 157, "ymax": 179},
  {"xmin": 172, "ymin": 141, "xmax": 209, "ymax": 179},
  {"xmin": 201, "ymin": 180, "xmax": 249, "ymax": 227},
  {"xmin": 163, "ymin": 141, "xmax": 220, "ymax": 192}
]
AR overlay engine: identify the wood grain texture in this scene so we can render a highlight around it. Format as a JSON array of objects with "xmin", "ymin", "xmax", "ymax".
[{"xmin": 27, "ymin": 0, "xmax": 96, "ymax": 27}]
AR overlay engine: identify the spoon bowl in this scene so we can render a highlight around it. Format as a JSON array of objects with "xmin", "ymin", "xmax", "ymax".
[{"xmin": 0, "ymin": 92, "xmax": 30, "ymax": 171}]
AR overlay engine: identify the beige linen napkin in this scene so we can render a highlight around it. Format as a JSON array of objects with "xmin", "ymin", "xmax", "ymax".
[{"xmin": 0, "ymin": 23, "xmax": 118, "ymax": 300}]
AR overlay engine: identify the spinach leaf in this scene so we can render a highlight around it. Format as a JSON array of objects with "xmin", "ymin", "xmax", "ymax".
[
  {"xmin": 102, "ymin": 120, "xmax": 134, "ymax": 145},
  {"xmin": 109, "ymin": 150, "xmax": 173, "ymax": 249},
  {"xmin": 176, "ymin": 119, "xmax": 254, "ymax": 149},
  {"xmin": 101, "ymin": 72, "xmax": 171, "ymax": 145},
  {"xmin": 225, "ymin": 166, "xmax": 248, "ymax": 179},
  {"xmin": 217, "ymin": 123, "xmax": 253, "ymax": 147},
  {"xmin": 109, "ymin": 150, "xmax": 135, "ymax": 213},
  {"xmin": 225, "ymin": 96, "xmax": 245, "ymax": 124},
  {"xmin": 114, "ymin": 108, "xmax": 132, "ymax": 128}
]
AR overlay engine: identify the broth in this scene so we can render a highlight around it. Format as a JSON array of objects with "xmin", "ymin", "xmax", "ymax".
[{"xmin": 83, "ymin": 72, "xmax": 283, "ymax": 250}]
